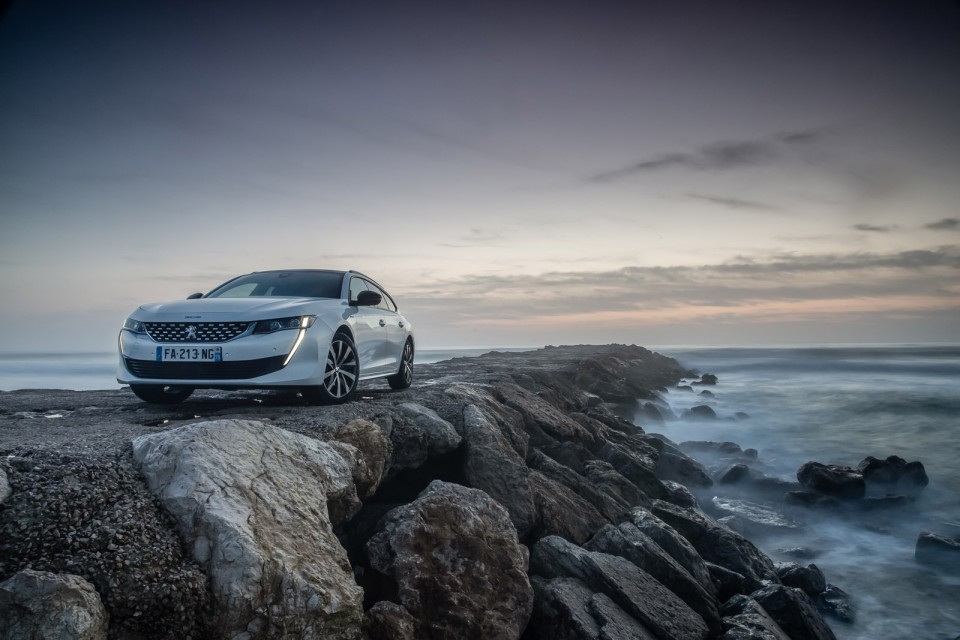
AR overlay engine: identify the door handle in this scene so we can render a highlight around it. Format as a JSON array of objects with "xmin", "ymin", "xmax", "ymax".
[
  {"xmin": 379, "ymin": 319, "xmax": 386, "ymax": 327},
  {"xmin": 399, "ymin": 321, "xmax": 404, "ymax": 328}
]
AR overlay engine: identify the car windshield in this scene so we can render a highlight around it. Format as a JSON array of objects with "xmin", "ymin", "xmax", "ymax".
[{"xmin": 206, "ymin": 271, "xmax": 344, "ymax": 299}]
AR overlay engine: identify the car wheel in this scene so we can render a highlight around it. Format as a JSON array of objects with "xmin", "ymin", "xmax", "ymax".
[
  {"xmin": 387, "ymin": 339, "xmax": 414, "ymax": 390},
  {"xmin": 304, "ymin": 332, "xmax": 359, "ymax": 404},
  {"xmin": 130, "ymin": 384, "xmax": 194, "ymax": 404}
]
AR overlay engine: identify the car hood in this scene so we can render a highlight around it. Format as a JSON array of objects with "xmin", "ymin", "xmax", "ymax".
[{"xmin": 131, "ymin": 297, "xmax": 344, "ymax": 321}]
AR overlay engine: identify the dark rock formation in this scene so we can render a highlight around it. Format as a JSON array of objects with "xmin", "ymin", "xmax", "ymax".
[
  {"xmin": 774, "ymin": 562, "xmax": 827, "ymax": 598},
  {"xmin": 695, "ymin": 374, "xmax": 719, "ymax": 385},
  {"xmin": 797, "ymin": 462, "xmax": 866, "ymax": 499},
  {"xmin": 0, "ymin": 570, "xmax": 109, "ymax": 640},
  {"xmin": 857, "ymin": 455, "xmax": 928, "ymax": 496},
  {"xmin": 817, "ymin": 585, "xmax": 855, "ymax": 623},
  {"xmin": 751, "ymin": 585, "xmax": 837, "ymax": 640},
  {"xmin": 915, "ymin": 532, "xmax": 960, "ymax": 571},
  {"xmin": 684, "ymin": 405, "xmax": 718, "ymax": 420},
  {"xmin": 366, "ymin": 481, "xmax": 534, "ymax": 639},
  {"xmin": 719, "ymin": 595, "xmax": 790, "ymax": 640}
]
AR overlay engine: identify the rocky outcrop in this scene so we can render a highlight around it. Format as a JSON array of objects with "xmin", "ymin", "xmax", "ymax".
[
  {"xmin": 132, "ymin": 419, "xmax": 366, "ymax": 639},
  {"xmin": 750, "ymin": 585, "xmax": 837, "ymax": 640},
  {"xmin": 719, "ymin": 595, "xmax": 790, "ymax": 640},
  {"xmin": 0, "ymin": 570, "xmax": 109, "ymax": 640},
  {"xmin": 915, "ymin": 531, "xmax": 960, "ymax": 571},
  {"xmin": 796, "ymin": 462, "xmax": 865, "ymax": 499},
  {"xmin": 530, "ymin": 535, "xmax": 711, "ymax": 640},
  {"xmin": 857, "ymin": 455, "xmax": 928, "ymax": 496},
  {"xmin": 366, "ymin": 481, "xmax": 533, "ymax": 639}
]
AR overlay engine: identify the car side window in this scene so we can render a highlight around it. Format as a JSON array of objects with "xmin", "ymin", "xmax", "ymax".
[
  {"xmin": 371, "ymin": 284, "xmax": 397, "ymax": 312},
  {"xmin": 349, "ymin": 277, "xmax": 369, "ymax": 303}
]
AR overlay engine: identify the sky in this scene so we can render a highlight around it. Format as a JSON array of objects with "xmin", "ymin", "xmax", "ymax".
[{"xmin": 1, "ymin": 0, "xmax": 959, "ymax": 352}]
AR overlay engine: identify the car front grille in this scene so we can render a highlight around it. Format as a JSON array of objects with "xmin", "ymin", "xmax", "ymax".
[
  {"xmin": 144, "ymin": 322, "xmax": 249, "ymax": 343},
  {"xmin": 124, "ymin": 356, "xmax": 286, "ymax": 380}
]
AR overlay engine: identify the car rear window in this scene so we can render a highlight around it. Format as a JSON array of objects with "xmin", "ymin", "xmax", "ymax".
[{"xmin": 207, "ymin": 271, "xmax": 344, "ymax": 299}]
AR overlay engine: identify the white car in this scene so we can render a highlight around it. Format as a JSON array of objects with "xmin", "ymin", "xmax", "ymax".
[{"xmin": 117, "ymin": 269, "xmax": 414, "ymax": 404}]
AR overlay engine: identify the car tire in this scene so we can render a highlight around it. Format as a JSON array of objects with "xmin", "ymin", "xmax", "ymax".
[
  {"xmin": 303, "ymin": 332, "xmax": 359, "ymax": 405},
  {"xmin": 387, "ymin": 339, "xmax": 414, "ymax": 390},
  {"xmin": 130, "ymin": 384, "xmax": 194, "ymax": 404}
]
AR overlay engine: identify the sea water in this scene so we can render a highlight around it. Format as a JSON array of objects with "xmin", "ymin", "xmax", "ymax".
[{"xmin": 653, "ymin": 345, "xmax": 960, "ymax": 640}]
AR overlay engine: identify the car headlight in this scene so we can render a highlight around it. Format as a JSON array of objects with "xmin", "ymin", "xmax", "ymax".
[
  {"xmin": 123, "ymin": 317, "xmax": 146, "ymax": 333},
  {"xmin": 253, "ymin": 315, "xmax": 316, "ymax": 334}
]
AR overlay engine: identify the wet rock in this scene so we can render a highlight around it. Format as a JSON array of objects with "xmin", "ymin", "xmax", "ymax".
[
  {"xmin": 366, "ymin": 481, "xmax": 533, "ymax": 639},
  {"xmin": 650, "ymin": 500, "xmax": 779, "ymax": 584},
  {"xmin": 583, "ymin": 460, "xmax": 648, "ymax": 513},
  {"xmin": 683, "ymin": 405, "xmax": 717, "ymax": 420},
  {"xmin": 596, "ymin": 441, "xmax": 669, "ymax": 501},
  {"xmin": 817, "ymin": 584, "xmax": 855, "ymax": 623},
  {"xmin": 776, "ymin": 547, "xmax": 820, "ymax": 560},
  {"xmin": 718, "ymin": 595, "xmax": 790, "ymax": 640},
  {"xmin": 636, "ymin": 402, "xmax": 668, "ymax": 425},
  {"xmin": 719, "ymin": 463, "xmax": 751, "ymax": 485},
  {"xmin": 585, "ymin": 523, "xmax": 721, "ymax": 634},
  {"xmin": 915, "ymin": 531, "xmax": 960, "ymax": 571},
  {"xmin": 695, "ymin": 374, "xmax": 718, "ymax": 385},
  {"xmin": 644, "ymin": 436, "xmax": 713, "ymax": 488},
  {"xmin": 661, "ymin": 480, "xmax": 699, "ymax": 509},
  {"xmin": 530, "ymin": 535, "xmax": 710, "ymax": 640},
  {"xmin": 796, "ymin": 462, "xmax": 865, "ymax": 499},
  {"xmin": 699, "ymin": 389, "xmax": 714, "ymax": 397},
  {"xmin": 461, "ymin": 403, "xmax": 537, "ymax": 538},
  {"xmin": 750, "ymin": 585, "xmax": 837, "ymax": 640},
  {"xmin": 707, "ymin": 563, "xmax": 761, "ymax": 602},
  {"xmin": 0, "ymin": 570, "xmax": 109, "ymax": 640},
  {"xmin": 710, "ymin": 498, "xmax": 804, "ymax": 533},
  {"xmin": 528, "ymin": 576, "xmax": 658, "ymax": 640},
  {"xmin": 133, "ymin": 419, "xmax": 364, "ymax": 639},
  {"xmin": 362, "ymin": 601, "xmax": 416, "ymax": 640},
  {"xmin": 774, "ymin": 562, "xmax": 826, "ymax": 597},
  {"xmin": 857, "ymin": 455, "xmax": 928, "ymax": 496}
]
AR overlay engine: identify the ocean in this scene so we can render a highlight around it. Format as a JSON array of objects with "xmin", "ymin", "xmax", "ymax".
[
  {"xmin": 2, "ymin": 344, "xmax": 958, "ymax": 638},
  {"xmin": 655, "ymin": 345, "xmax": 960, "ymax": 640}
]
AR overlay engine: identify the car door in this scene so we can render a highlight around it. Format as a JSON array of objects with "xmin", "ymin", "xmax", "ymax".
[
  {"xmin": 372, "ymin": 283, "xmax": 407, "ymax": 370},
  {"xmin": 347, "ymin": 277, "xmax": 389, "ymax": 376}
]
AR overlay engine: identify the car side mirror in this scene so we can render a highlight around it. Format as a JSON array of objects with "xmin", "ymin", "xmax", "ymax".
[
  {"xmin": 186, "ymin": 292, "xmax": 203, "ymax": 300},
  {"xmin": 355, "ymin": 290, "xmax": 382, "ymax": 307}
]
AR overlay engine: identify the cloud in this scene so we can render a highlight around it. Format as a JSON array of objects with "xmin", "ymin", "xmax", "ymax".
[
  {"xmin": 400, "ymin": 246, "xmax": 960, "ymax": 328},
  {"xmin": 440, "ymin": 228, "xmax": 506, "ymax": 248},
  {"xmin": 927, "ymin": 218, "xmax": 959, "ymax": 231},
  {"xmin": 853, "ymin": 223, "xmax": 897, "ymax": 232},
  {"xmin": 689, "ymin": 193, "xmax": 782, "ymax": 212},
  {"xmin": 587, "ymin": 129, "xmax": 820, "ymax": 183}
]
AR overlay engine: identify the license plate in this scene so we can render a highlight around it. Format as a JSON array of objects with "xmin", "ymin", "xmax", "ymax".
[{"xmin": 156, "ymin": 346, "xmax": 223, "ymax": 362}]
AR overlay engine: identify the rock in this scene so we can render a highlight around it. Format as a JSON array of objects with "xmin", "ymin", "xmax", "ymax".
[
  {"xmin": 783, "ymin": 491, "xmax": 841, "ymax": 509},
  {"xmin": 0, "ymin": 570, "xmax": 109, "ymax": 640},
  {"xmin": 776, "ymin": 547, "xmax": 820, "ymax": 560},
  {"xmin": 699, "ymin": 389, "xmax": 714, "ymax": 397},
  {"xmin": 645, "ymin": 437, "xmax": 713, "ymax": 488},
  {"xmin": 661, "ymin": 480, "xmax": 699, "ymax": 509},
  {"xmin": 718, "ymin": 595, "xmax": 790, "ymax": 640},
  {"xmin": 707, "ymin": 562, "xmax": 761, "ymax": 602},
  {"xmin": 719, "ymin": 463, "xmax": 751, "ymax": 485},
  {"xmin": 650, "ymin": 500, "xmax": 779, "ymax": 584},
  {"xmin": 627, "ymin": 508, "xmax": 715, "ymax": 592},
  {"xmin": 750, "ymin": 585, "xmax": 837, "ymax": 640},
  {"xmin": 857, "ymin": 455, "xmax": 928, "ymax": 496},
  {"xmin": 0, "ymin": 467, "xmax": 10, "ymax": 503},
  {"xmin": 710, "ymin": 498, "xmax": 804, "ymax": 533},
  {"xmin": 362, "ymin": 601, "xmax": 417, "ymax": 640},
  {"xmin": 596, "ymin": 441, "xmax": 669, "ymax": 501},
  {"xmin": 493, "ymin": 383, "xmax": 598, "ymax": 449},
  {"xmin": 817, "ymin": 584, "xmax": 855, "ymax": 623},
  {"xmin": 132, "ymin": 419, "xmax": 364, "ymax": 639},
  {"xmin": 683, "ymin": 405, "xmax": 717, "ymax": 420},
  {"xmin": 915, "ymin": 531, "xmax": 960, "ymax": 571},
  {"xmin": 527, "ymin": 448, "xmax": 627, "ymax": 523},
  {"xmin": 528, "ymin": 576, "xmax": 658, "ymax": 640},
  {"xmin": 366, "ymin": 481, "xmax": 533, "ymax": 639},
  {"xmin": 774, "ymin": 562, "xmax": 826, "ymax": 597},
  {"xmin": 461, "ymin": 403, "xmax": 538, "ymax": 538},
  {"xmin": 680, "ymin": 441, "xmax": 747, "ymax": 457},
  {"xmin": 530, "ymin": 535, "xmax": 710, "ymax": 640},
  {"xmin": 528, "ymin": 470, "xmax": 612, "ymax": 545},
  {"xmin": 796, "ymin": 462, "xmax": 865, "ymax": 499},
  {"xmin": 330, "ymin": 418, "xmax": 390, "ymax": 499},
  {"xmin": 583, "ymin": 460, "xmax": 648, "ymax": 513},
  {"xmin": 383, "ymin": 403, "xmax": 461, "ymax": 478},
  {"xmin": 585, "ymin": 523, "xmax": 721, "ymax": 634},
  {"xmin": 695, "ymin": 374, "xmax": 718, "ymax": 385}
]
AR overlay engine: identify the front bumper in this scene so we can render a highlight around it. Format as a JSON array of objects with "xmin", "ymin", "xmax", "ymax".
[{"xmin": 116, "ymin": 326, "xmax": 330, "ymax": 388}]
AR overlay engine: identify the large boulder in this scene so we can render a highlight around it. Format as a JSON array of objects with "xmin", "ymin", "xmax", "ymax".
[
  {"xmin": 750, "ymin": 585, "xmax": 837, "ymax": 640},
  {"xmin": 461, "ymin": 403, "xmax": 538, "ymax": 538},
  {"xmin": 626, "ymin": 508, "xmax": 714, "ymax": 592},
  {"xmin": 329, "ymin": 418, "xmax": 390, "ymax": 500},
  {"xmin": 774, "ymin": 562, "xmax": 826, "ymax": 598},
  {"xmin": 384, "ymin": 403, "xmax": 462, "ymax": 478},
  {"xmin": 0, "ymin": 570, "xmax": 109, "ymax": 640},
  {"xmin": 585, "ymin": 523, "xmax": 721, "ymax": 634},
  {"xmin": 366, "ymin": 481, "xmax": 533, "ymax": 639},
  {"xmin": 530, "ymin": 535, "xmax": 711, "ymax": 640},
  {"xmin": 527, "ymin": 448, "xmax": 627, "ymax": 523},
  {"xmin": 650, "ymin": 501, "xmax": 779, "ymax": 585},
  {"xmin": 528, "ymin": 471, "xmax": 612, "ymax": 545},
  {"xmin": 796, "ymin": 462, "xmax": 865, "ymax": 499},
  {"xmin": 132, "ymin": 419, "xmax": 364, "ymax": 639},
  {"xmin": 857, "ymin": 455, "xmax": 928, "ymax": 496},
  {"xmin": 362, "ymin": 601, "xmax": 417, "ymax": 640}
]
